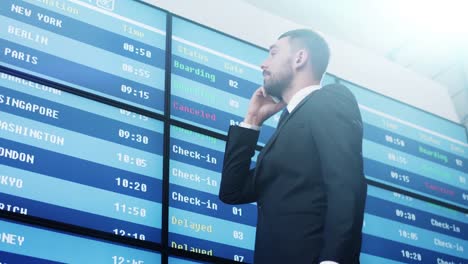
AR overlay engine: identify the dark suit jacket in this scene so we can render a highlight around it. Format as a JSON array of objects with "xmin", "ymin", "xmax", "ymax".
[{"xmin": 219, "ymin": 84, "xmax": 367, "ymax": 264}]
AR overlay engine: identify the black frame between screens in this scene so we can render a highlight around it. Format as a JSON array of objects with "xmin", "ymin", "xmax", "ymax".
[{"xmin": 0, "ymin": 1, "xmax": 467, "ymax": 263}]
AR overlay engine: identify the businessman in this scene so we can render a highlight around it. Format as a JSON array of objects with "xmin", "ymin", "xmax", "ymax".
[{"xmin": 219, "ymin": 29, "xmax": 367, "ymax": 264}]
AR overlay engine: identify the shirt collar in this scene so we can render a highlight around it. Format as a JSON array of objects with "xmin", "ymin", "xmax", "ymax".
[{"xmin": 286, "ymin": 84, "xmax": 321, "ymax": 113}]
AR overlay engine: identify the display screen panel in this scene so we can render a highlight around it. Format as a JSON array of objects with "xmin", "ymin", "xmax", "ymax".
[
  {"xmin": 361, "ymin": 185, "xmax": 467, "ymax": 264},
  {"xmin": 0, "ymin": 72, "xmax": 163, "ymax": 243},
  {"xmin": 170, "ymin": 16, "xmax": 279, "ymax": 145},
  {"xmin": 342, "ymin": 80, "xmax": 468, "ymax": 209},
  {"xmin": 0, "ymin": 0, "xmax": 166, "ymax": 113},
  {"xmin": 0, "ymin": 219, "xmax": 161, "ymax": 263},
  {"xmin": 168, "ymin": 125, "xmax": 257, "ymax": 263}
]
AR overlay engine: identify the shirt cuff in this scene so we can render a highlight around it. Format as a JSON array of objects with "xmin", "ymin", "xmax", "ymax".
[
  {"xmin": 238, "ymin": 122, "xmax": 261, "ymax": 131},
  {"xmin": 320, "ymin": 261, "xmax": 339, "ymax": 264}
]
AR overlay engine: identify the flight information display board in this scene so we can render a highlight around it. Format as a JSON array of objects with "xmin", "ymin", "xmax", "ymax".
[
  {"xmin": 0, "ymin": 72, "xmax": 164, "ymax": 243},
  {"xmin": 342, "ymin": 81, "xmax": 468, "ymax": 209},
  {"xmin": 0, "ymin": 0, "xmax": 166, "ymax": 113},
  {"xmin": 0, "ymin": 219, "xmax": 161, "ymax": 263},
  {"xmin": 361, "ymin": 185, "xmax": 467, "ymax": 264},
  {"xmin": 168, "ymin": 126, "xmax": 257, "ymax": 263},
  {"xmin": 170, "ymin": 17, "xmax": 279, "ymax": 145}
]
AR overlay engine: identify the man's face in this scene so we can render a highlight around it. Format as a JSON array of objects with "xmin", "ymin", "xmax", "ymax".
[{"xmin": 261, "ymin": 37, "xmax": 295, "ymax": 99}]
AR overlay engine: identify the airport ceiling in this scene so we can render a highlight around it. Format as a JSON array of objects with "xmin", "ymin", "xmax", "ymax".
[{"xmin": 242, "ymin": 0, "xmax": 468, "ymax": 130}]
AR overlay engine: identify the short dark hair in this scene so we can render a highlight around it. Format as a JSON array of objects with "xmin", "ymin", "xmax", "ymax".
[{"xmin": 279, "ymin": 29, "xmax": 330, "ymax": 80}]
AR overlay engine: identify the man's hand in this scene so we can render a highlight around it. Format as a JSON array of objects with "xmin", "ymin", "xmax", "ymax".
[{"xmin": 244, "ymin": 87, "xmax": 286, "ymax": 126}]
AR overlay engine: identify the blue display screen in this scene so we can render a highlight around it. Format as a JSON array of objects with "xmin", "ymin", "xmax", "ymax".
[
  {"xmin": 342, "ymin": 81, "xmax": 468, "ymax": 209},
  {"xmin": 0, "ymin": 0, "xmax": 166, "ymax": 113},
  {"xmin": 0, "ymin": 219, "xmax": 161, "ymax": 263},
  {"xmin": 170, "ymin": 17, "xmax": 278, "ymax": 146},
  {"xmin": 0, "ymin": 72, "xmax": 163, "ymax": 243},
  {"xmin": 168, "ymin": 125, "xmax": 257, "ymax": 263},
  {"xmin": 361, "ymin": 185, "xmax": 468, "ymax": 264}
]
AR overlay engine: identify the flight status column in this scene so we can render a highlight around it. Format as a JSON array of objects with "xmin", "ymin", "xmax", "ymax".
[
  {"xmin": 0, "ymin": 0, "xmax": 166, "ymax": 113},
  {"xmin": 343, "ymin": 81, "xmax": 468, "ymax": 209},
  {"xmin": 0, "ymin": 219, "xmax": 161, "ymax": 263},
  {"xmin": 0, "ymin": 72, "xmax": 164, "ymax": 243},
  {"xmin": 170, "ymin": 17, "xmax": 279, "ymax": 145},
  {"xmin": 361, "ymin": 186, "xmax": 467, "ymax": 264},
  {"xmin": 168, "ymin": 126, "xmax": 257, "ymax": 263}
]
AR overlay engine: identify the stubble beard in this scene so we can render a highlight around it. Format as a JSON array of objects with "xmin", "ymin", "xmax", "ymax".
[{"xmin": 263, "ymin": 67, "xmax": 293, "ymax": 99}]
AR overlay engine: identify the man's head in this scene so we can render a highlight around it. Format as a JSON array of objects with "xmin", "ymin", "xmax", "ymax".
[{"xmin": 261, "ymin": 29, "xmax": 330, "ymax": 99}]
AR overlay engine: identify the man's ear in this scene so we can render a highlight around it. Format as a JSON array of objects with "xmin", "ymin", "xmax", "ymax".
[{"xmin": 294, "ymin": 49, "xmax": 308, "ymax": 68}]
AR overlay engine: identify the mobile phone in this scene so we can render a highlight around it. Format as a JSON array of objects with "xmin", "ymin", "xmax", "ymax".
[
  {"xmin": 270, "ymin": 96, "xmax": 281, "ymax": 104},
  {"xmin": 261, "ymin": 86, "xmax": 281, "ymax": 103}
]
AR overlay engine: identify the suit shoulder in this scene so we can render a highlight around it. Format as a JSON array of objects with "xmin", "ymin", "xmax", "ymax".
[
  {"xmin": 321, "ymin": 83, "xmax": 357, "ymax": 101},
  {"xmin": 301, "ymin": 84, "xmax": 362, "ymax": 125},
  {"xmin": 306, "ymin": 84, "xmax": 358, "ymax": 109}
]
